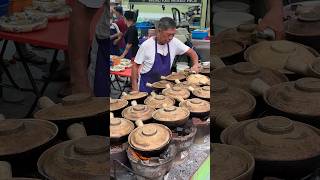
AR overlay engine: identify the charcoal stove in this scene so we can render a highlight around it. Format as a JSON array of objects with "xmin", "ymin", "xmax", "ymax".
[
  {"xmin": 192, "ymin": 117, "xmax": 210, "ymax": 144},
  {"xmin": 171, "ymin": 121, "xmax": 197, "ymax": 164},
  {"xmin": 126, "ymin": 144, "xmax": 177, "ymax": 180},
  {"xmin": 111, "ymin": 142, "xmax": 130, "ymax": 175}
]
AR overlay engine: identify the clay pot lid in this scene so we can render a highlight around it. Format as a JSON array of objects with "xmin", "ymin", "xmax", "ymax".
[
  {"xmin": 122, "ymin": 101, "xmax": 155, "ymax": 121},
  {"xmin": 162, "ymin": 86, "xmax": 190, "ymax": 100},
  {"xmin": 310, "ymin": 60, "xmax": 320, "ymax": 75},
  {"xmin": 191, "ymin": 86, "xmax": 210, "ymax": 99},
  {"xmin": 162, "ymin": 72, "xmax": 186, "ymax": 81},
  {"xmin": 179, "ymin": 98, "xmax": 210, "ymax": 113},
  {"xmin": 244, "ymin": 40, "xmax": 318, "ymax": 74},
  {"xmin": 214, "ymin": 62, "xmax": 288, "ymax": 96},
  {"xmin": 265, "ymin": 78, "xmax": 320, "ymax": 117},
  {"xmin": 152, "ymin": 106, "xmax": 190, "ymax": 122},
  {"xmin": 0, "ymin": 118, "xmax": 58, "ymax": 156},
  {"xmin": 221, "ymin": 116, "xmax": 320, "ymax": 161},
  {"xmin": 211, "ymin": 80, "xmax": 256, "ymax": 119},
  {"xmin": 110, "ymin": 98, "xmax": 128, "ymax": 111},
  {"xmin": 144, "ymin": 93, "xmax": 175, "ymax": 109},
  {"xmin": 121, "ymin": 91, "xmax": 148, "ymax": 101},
  {"xmin": 214, "ymin": 24, "xmax": 257, "ymax": 45},
  {"xmin": 34, "ymin": 93, "xmax": 107, "ymax": 121},
  {"xmin": 37, "ymin": 136, "xmax": 109, "ymax": 179},
  {"xmin": 149, "ymin": 80, "xmax": 174, "ymax": 89},
  {"xmin": 186, "ymin": 74, "xmax": 210, "ymax": 86},
  {"xmin": 211, "ymin": 143, "xmax": 255, "ymax": 180},
  {"xmin": 211, "ymin": 39, "xmax": 246, "ymax": 58},
  {"xmin": 173, "ymin": 80, "xmax": 198, "ymax": 89},
  {"xmin": 285, "ymin": 16, "xmax": 320, "ymax": 37},
  {"xmin": 128, "ymin": 123, "xmax": 171, "ymax": 152},
  {"xmin": 110, "ymin": 113, "xmax": 134, "ymax": 139}
]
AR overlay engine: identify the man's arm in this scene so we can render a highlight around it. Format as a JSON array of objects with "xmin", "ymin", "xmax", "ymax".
[
  {"xmin": 131, "ymin": 61, "xmax": 140, "ymax": 91},
  {"xmin": 184, "ymin": 48, "xmax": 200, "ymax": 73},
  {"xmin": 120, "ymin": 43, "xmax": 133, "ymax": 58},
  {"xmin": 257, "ymin": 0, "xmax": 284, "ymax": 40}
]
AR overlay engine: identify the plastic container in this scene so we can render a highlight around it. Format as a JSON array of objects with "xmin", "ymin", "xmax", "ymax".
[
  {"xmin": 192, "ymin": 30, "xmax": 209, "ymax": 39},
  {"xmin": 0, "ymin": 0, "xmax": 9, "ymax": 16},
  {"xmin": 213, "ymin": 12, "xmax": 254, "ymax": 35}
]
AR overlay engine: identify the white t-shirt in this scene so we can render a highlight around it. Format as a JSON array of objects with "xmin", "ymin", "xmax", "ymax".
[{"xmin": 134, "ymin": 37, "xmax": 190, "ymax": 74}]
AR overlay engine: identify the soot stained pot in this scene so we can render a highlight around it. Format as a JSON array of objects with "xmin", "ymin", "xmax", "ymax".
[
  {"xmin": 211, "ymin": 80, "xmax": 256, "ymax": 121},
  {"xmin": 34, "ymin": 93, "xmax": 107, "ymax": 138},
  {"xmin": 122, "ymin": 100, "xmax": 155, "ymax": 122},
  {"xmin": 216, "ymin": 113, "xmax": 320, "ymax": 179},
  {"xmin": 179, "ymin": 98, "xmax": 210, "ymax": 118},
  {"xmin": 251, "ymin": 78, "xmax": 320, "ymax": 128},
  {"xmin": 128, "ymin": 120, "xmax": 172, "ymax": 157},
  {"xmin": 121, "ymin": 91, "xmax": 148, "ymax": 104},
  {"xmin": 214, "ymin": 62, "xmax": 288, "ymax": 96},
  {"xmin": 211, "ymin": 143, "xmax": 255, "ymax": 180},
  {"xmin": 152, "ymin": 105, "xmax": 190, "ymax": 128},
  {"xmin": 37, "ymin": 123, "xmax": 109, "ymax": 180},
  {"xmin": 244, "ymin": 40, "xmax": 319, "ymax": 74},
  {"xmin": 144, "ymin": 92, "xmax": 175, "ymax": 109}
]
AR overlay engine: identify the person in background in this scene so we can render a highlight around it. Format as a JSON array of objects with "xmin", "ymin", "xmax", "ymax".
[
  {"xmin": 132, "ymin": 17, "xmax": 200, "ymax": 93},
  {"xmin": 119, "ymin": 11, "xmax": 139, "ymax": 60},
  {"xmin": 68, "ymin": 0, "xmax": 109, "ymax": 97},
  {"xmin": 110, "ymin": 16, "xmax": 122, "ymax": 56},
  {"xmin": 113, "ymin": 6, "xmax": 127, "ymax": 52}
]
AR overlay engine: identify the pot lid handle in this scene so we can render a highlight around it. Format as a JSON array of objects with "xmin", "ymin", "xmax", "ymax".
[
  {"xmin": 67, "ymin": 123, "xmax": 87, "ymax": 140},
  {"xmin": 215, "ymin": 112, "xmax": 238, "ymax": 129},
  {"xmin": 175, "ymin": 79, "xmax": 181, "ymax": 84},
  {"xmin": 188, "ymin": 86, "xmax": 195, "ymax": 92},
  {"xmin": 165, "ymin": 83, "xmax": 171, "ymax": 89},
  {"xmin": 122, "ymin": 92, "xmax": 128, "ymax": 96},
  {"xmin": 0, "ymin": 114, "xmax": 4, "ymax": 121},
  {"xmin": 285, "ymin": 58, "xmax": 309, "ymax": 75},
  {"xmin": 0, "ymin": 161, "xmax": 12, "ymax": 179},
  {"xmin": 250, "ymin": 78, "xmax": 271, "ymax": 95},
  {"xmin": 131, "ymin": 100, "xmax": 138, "ymax": 106},
  {"xmin": 160, "ymin": 76, "xmax": 166, "ymax": 80},
  {"xmin": 38, "ymin": 96, "xmax": 56, "ymax": 109},
  {"xmin": 175, "ymin": 96, "xmax": 185, "ymax": 103},
  {"xmin": 110, "ymin": 113, "xmax": 114, "ymax": 119},
  {"xmin": 146, "ymin": 83, "xmax": 153, "ymax": 88},
  {"xmin": 135, "ymin": 119, "xmax": 144, "ymax": 127},
  {"xmin": 151, "ymin": 91, "xmax": 157, "ymax": 97}
]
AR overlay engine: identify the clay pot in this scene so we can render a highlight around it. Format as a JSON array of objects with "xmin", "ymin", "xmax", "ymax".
[
  {"xmin": 211, "ymin": 143, "xmax": 255, "ymax": 180},
  {"xmin": 37, "ymin": 123, "xmax": 109, "ymax": 180},
  {"xmin": 146, "ymin": 80, "xmax": 174, "ymax": 92},
  {"xmin": 144, "ymin": 92, "xmax": 175, "ymax": 109},
  {"xmin": 110, "ymin": 113, "xmax": 134, "ymax": 144},
  {"xmin": 160, "ymin": 72, "xmax": 186, "ymax": 82},
  {"xmin": 214, "ymin": 62, "xmax": 288, "ymax": 96},
  {"xmin": 216, "ymin": 113, "xmax": 320, "ymax": 179},
  {"xmin": 186, "ymin": 73, "xmax": 210, "ymax": 86},
  {"xmin": 162, "ymin": 84, "xmax": 191, "ymax": 100},
  {"xmin": 285, "ymin": 57, "xmax": 320, "ymax": 78},
  {"xmin": 152, "ymin": 105, "xmax": 190, "ymax": 128},
  {"xmin": 211, "ymin": 39, "xmax": 246, "ymax": 63},
  {"xmin": 110, "ymin": 98, "xmax": 128, "ymax": 117},
  {"xmin": 121, "ymin": 91, "xmax": 148, "ymax": 104},
  {"xmin": 122, "ymin": 100, "xmax": 155, "ymax": 122},
  {"xmin": 189, "ymin": 86, "xmax": 210, "ymax": 100},
  {"xmin": 179, "ymin": 98, "xmax": 210, "ymax": 118}
]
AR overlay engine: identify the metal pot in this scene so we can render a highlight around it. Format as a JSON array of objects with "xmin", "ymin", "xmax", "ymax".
[
  {"xmin": 34, "ymin": 93, "xmax": 107, "ymax": 138},
  {"xmin": 37, "ymin": 123, "xmax": 109, "ymax": 180},
  {"xmin": 144, "ymin": 92, "xmax": 175, "ymax": 109},
  {"xmin": 244, "ymin": 40, "xmax": 319, "ymax": 75},
  {"xmin": 0, "ymin": 161, "xmax": 41, "ymax": 180},
  {"xmin": 251, "ymin": 78, "xmax": 320, "ymax": 128},
  {"xmin": 216, "ymin": 113, "xmax": 320, "ymax": 179},
  {"xmin": 179, "ymin": 98, "xmax": 210, "ymax": 118},
  {"xmin": 128, "ymin": 120, "xmax": 172, "ymax": 157},
  {"xmin": 214, "ymin": 62, "xmax": 288, "ymax": 96},
  {"xmin": 211, "ymin": 143, "xmax": 255, "ymax": 180},
  {"xmin": 121, "ymin": 91, "xmax": 148, "ymax": 104},
  {"xmin": 122, "ymin": 100, "xmax": 155, "ymax": 122},
  {"xmin": 152, "ymin": 105, "xmax": 190, "ymax": 128},
  {"xmin": 0, "ymin": 115, "xmax": 58, "ymax": 176},
  {"xmin": 211, "ymin": 80, "xmax": 256, "ymax": 121}
]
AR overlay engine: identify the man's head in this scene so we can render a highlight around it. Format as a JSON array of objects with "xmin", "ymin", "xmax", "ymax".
[
  {"xmin": 156, "ymin": 17, "xmax": 177, "ymax": 44},
  {"xmin": 114, "ymin": 6, "xmax": 123, "ymax": 17},
  {"xmin": 124, "ymin": 11, "xmax": 136, "ymax": 26}
]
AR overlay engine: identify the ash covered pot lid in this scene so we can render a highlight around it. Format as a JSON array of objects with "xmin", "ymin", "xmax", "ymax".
[
  {"xmin": 129, "ymin": 123, "xmax": 171, "ymax": 152},
  {"xmin": 152, "ymin": 106, "xmax": 189, "ymax": 122},
  {"xmin": 245, "ymin": 40, "xmax": 318, "ymax": 74},
  {"xmin": 121, "ymin": 91, "xmax": 148, "ymax": 101},
  {"xmin": 144, "ymin": 92, "xmax": 175, "ymax": 109},
  {"xmin": 211, "ymin": 143, "xmax": 254, "ymax": 180},
  {"xmin": 162, "ymin": 72, "xmax": 186, "ymax": 81},
  {"xmin": 191, "ymin": 86, "xmax": 210, "ymax": 99},
  {"xmin": 179, "ymin": 98, "xmax": 210, "ymax": 113},
  {"xmin": 211, "ymin": 80, "xmax": 256, "ymax": 119},
  {"xmin": 110, "ymin": 113, "xmax": 134, "ymax": 139},
  {"xmin": 122, "ymin": 101, "xmax": 155, "ymax": 121},
  {"xmin": 186, "ymin": 74, "xmax": 210, "ymax": 86},
  {"xmin": 0, "ymin": 117, "xmax": 58, "ymax": 156},
  {"xmin": 265, "ymin": 77, "xmax": 320, "ymax": 117},
  {"xmin": 110, "ymin": 98, "xmax": 128, "ymax": 111},
  {"xmin": 37, "ymin": 136, "xmax": 109, "ymax": 179},
  {"xmin": 214, "ymin": 62, "xmax": 288, "ymax": 96},
  {"xmin": 162, "ymin": 86, "xmax": 190, "ymax": 100},
  {"xmin": 221, "ymin": 116, "xmax": 320, "ymax": 161},
  {"xmin": 34, "ymin": 93, "xmax": 107, "ymax": 121}
]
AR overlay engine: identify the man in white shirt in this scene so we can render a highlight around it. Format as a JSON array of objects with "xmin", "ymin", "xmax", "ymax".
[
  {"xmin": 68, "ymin": 0, "xmax": 109, "ymax": 96},
  {"xmin": 132, "ymin": 17, "xmax": 200, "ymax": 93}
]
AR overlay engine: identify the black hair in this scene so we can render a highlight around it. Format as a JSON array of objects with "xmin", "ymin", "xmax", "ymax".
[
  {"xmin": 114, "ymin": 6, "xmax": 123, "ymax": 15},
  {"xmin": 124, "ymin": 11, "xmax": 136, "ymax": 22}
]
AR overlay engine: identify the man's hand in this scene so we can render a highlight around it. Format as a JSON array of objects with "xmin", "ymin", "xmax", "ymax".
[
  {"xmin": 257, "ymin": 0, "xmax": 285, "ymax": 40},
  {"xmin": 190, "ymin": 63, "xmax": 200, "ymax": 73}
]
